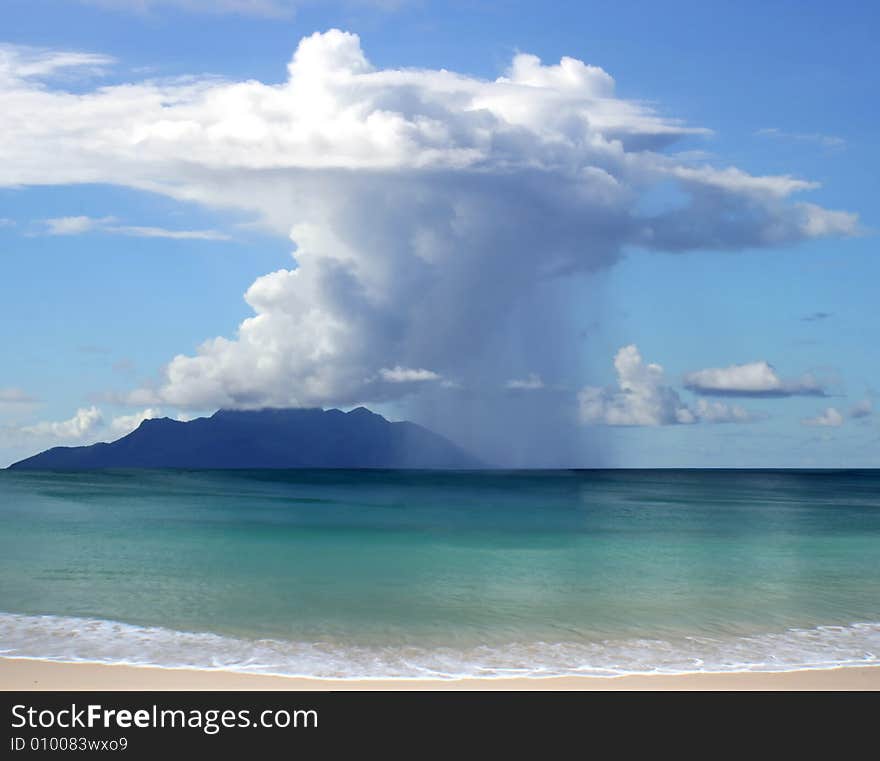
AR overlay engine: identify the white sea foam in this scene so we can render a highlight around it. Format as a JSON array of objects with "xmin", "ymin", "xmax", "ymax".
[{"xmin": 1, "ymin": 612, "xmax": 878, "ymax": 679}]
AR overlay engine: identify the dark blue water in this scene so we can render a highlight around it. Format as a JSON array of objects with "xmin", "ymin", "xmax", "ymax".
[{"xmin": 1, "ymin": 469, "xmax": 878, "ymax": 677}]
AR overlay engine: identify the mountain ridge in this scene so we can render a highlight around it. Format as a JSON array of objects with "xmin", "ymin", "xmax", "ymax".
[{"xmin": 8, "ymin": 407, "xmax": 482, "ymax": 470}]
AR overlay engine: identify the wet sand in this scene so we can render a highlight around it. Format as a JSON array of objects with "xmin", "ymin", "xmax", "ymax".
[{"xmin": 2, "ymin": 657, "xmax": 878, "ymax": 690}]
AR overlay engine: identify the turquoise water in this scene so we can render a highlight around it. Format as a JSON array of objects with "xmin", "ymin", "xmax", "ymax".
[{"xmin": 1, "ymin": 469, "xmax": 879, "ymax": 677}]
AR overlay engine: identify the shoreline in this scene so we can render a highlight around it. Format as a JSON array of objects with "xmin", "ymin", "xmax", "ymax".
[{"xmin": 2, "ymin": 657, "xmax": 879, "ymax": 690}]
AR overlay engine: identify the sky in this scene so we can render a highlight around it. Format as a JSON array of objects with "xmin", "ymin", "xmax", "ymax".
[{"xmin": 0, "ymin": 0, "xmax": 877, "ymax": 468}]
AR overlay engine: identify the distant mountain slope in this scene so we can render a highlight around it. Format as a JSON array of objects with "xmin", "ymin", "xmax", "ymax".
[{"xmin": 8, "ymin": 407, "xmax": 481, "ymax": 470}]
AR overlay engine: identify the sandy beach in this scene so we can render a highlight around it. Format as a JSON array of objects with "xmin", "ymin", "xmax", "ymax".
[{"xmin": 2, "ymin": 657, "xmax": 878, "ymax": 691}]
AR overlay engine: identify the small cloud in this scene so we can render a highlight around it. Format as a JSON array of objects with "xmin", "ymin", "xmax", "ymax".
[
  {"xmin": 694, "ymin": 398, "xmax": 766, "ymax": 424},
  {"xmin": 379, "ymin": 366, "xmax": 441, "ymax": 383},
  {"xmin": 849, "ymin": 399, "xmax": 873, "ymax": 419},
  {"xmin": 669, "ymin": 149, "xmax": 715, "ymax": 163},
  {"xmin": 0, "ymin": 387, "xmax": 39, "ymax": 404},
  {"xmin": 43, "ymin": 216, "xmax": 114, "ymax": 235},
  {"xmin": 110, "ymin": 225, "xmax": 231, "ymax": 241},
  {"xmin": 756, "ymin": 127, "xmax": 845, "ymax": 149},
  {"xmin": 802, "ymin": 407, "xmax": 844, "ymax": 427},
  {"xmin": 109, "ymin": 408, "xmax": 162, "ymax": 437},
  {"xmin": 801, "ymin": 311, "xmax": 833, "ymax": 322},
  {"xmin": 0, "ymin": 44, "xmax": 114, "ymax": 81},
  {"xmin": 505, "ymin": 373, "xmax": 544, "ymax": 391},
  {"xmin": 40, "ymin": 216, "xmax": 229, "ymax": 241},
  {"xmin": 683, "ymin": 361, "xmax": 827, "ymax": 398},
  {"xmin": 22, "ymin": 406, "xmax": 104, "ymax": 439},
  {"xmin": 0, "ymin": 218, "xmax": 15, "ymax": 228}
]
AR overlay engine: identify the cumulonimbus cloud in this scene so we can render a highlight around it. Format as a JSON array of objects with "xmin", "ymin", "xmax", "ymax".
[
  {"xmin": 683, "ymin": 361, "xmax": 827, "ymax": 398},
  {"xmin": 0, "ymin": 31, "xmax": 859, "ymax": 415}
]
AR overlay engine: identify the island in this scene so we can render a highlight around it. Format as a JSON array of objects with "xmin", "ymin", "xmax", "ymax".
[{"xmin": 8, "ymin": 407, "xmax": 480, "ymax": 470}]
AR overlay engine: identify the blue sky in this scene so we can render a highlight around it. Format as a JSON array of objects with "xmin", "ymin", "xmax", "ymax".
[{"xmin": 1, "ymin": 0, "xmax": 877, "ymax": 467}]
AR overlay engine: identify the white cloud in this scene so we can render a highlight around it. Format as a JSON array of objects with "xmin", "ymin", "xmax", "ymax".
[
  {"xmin": 0, "ymin": 45, "xmax": 113, "ymax": 81},
  {"xmin": 579, "ymin": 345, "xmax": 765, "ymax": 427},
  {"xmin": 506, "ymin": 374, "xmax": 545, "ymax": 391},
  {"xmin": 798, "ymin": 203, "xmax": 860, "ymax": 238},
  {"xmin": 21, "ymin": 406, "xmax": 104, "ymax": 440},
  {"xmin": 378, "ymin": 366, "xmax": 441, "ymax": 383},
  {"xmin": 802, "ymin": 407, "xmax": 844, "ymax": 427},
  {"xmin": 41, "ymin": 216, "xmax": 228, "ymax": 240},
  {"xmin": 6, "ymin": 406, "xmax": 164, "ymax": 452},
  {"xmin": 668, "ymin": 164, "xmax": 817, "ymax": 198},
  {"xmin": 683, "ymin": 361, "xmax": 827, "ymax": 398},
  {"xmin": 109, "ymin": 407, "xmax": 163, "ymax": 436},
  {"xmin": 578, "ymin": 345, "xmax": 696, "ymax": 426},
  {"xmin": 44, "ymin": 216, "xmax": 114, "ymax": 235},
  {"xmin": 694, "ymin": 398, "xmax": 764, "ymax": 424},
  {"xmin": 756, "ymin": 127, "xmax": 845, "ymax": 149},
  {"xmin": 0, "ymin": 218, "xmax": 15, "ymax": 227},
  {"xmin": 0, "ymin": 31, "xmax": 859, "ymax": 412},
  {"xmin": 111, "ymin": 225, "xmax": 229, "ymax": 240}
]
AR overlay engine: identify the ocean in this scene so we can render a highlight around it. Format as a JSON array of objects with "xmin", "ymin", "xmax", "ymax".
[{"xmin": 1, "ymin": 468, "xmax": 878, "ymax": 679}]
